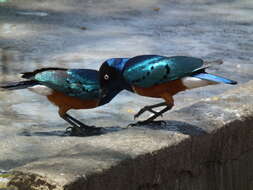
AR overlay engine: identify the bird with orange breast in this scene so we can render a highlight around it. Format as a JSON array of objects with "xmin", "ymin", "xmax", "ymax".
[
  {"xmin": 99, "ymin": 55, "xmax": 237, "ymax": 126},
  {"xmin": 0, "ymin": 67, "xmax": 127, "ymax": 136}
]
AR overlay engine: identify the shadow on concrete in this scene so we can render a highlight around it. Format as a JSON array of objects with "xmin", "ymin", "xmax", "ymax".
[
  {"xmin": 18, "ymin": 119, "xmax": 207, "ymax": 137},
  {"xmin": 18, "ymin": 130, "xmax": 67, "ymax": 137},
  {"xmin": 18, "ymin": 125, "xmax": 126, "ymax": 137},
  {"xmin": 139, "ymin": 120, "xmax": 208, "ymax": 136}
]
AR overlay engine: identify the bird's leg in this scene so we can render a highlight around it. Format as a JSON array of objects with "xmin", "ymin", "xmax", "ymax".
[
  {"xmin": 129, "ymin": 93, "xmax": 174, "ymax": 127},
  {"xmin": 61, "ymin": 113, "xmax": 102, "ymax": 136},
  {"xmin": 129, "ymin": 104, "xmax": 173, "ymax": 127},
  {"xmin": 65, "ymin": 113, "xmax": 94, "ymax": 127},
  {"xmin": 141, "ymin": 104, "xmax": 173, "ymax": 123},
  {"xmin": 134, "ymin": 102, "xmax": 167, "ymax": 119},
  {"xmin": 61, "ymin": 113, "xmax": 82, "ymax": 134}
]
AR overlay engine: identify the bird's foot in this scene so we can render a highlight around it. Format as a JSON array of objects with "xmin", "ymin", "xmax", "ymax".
[
  {"xmin": 134, "ymin": 106, "xmax": 160, "ymax": 119},
  {"xmin": 128, "ymin": 120, "xmax": 166, "ymax": 127},
  {"xmin": 65, "ymin": 125, "xmax": 103, "ymax": 136}
]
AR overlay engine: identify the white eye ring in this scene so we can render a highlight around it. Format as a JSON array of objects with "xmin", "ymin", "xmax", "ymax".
[{"xmin": 104, "ymin": 74, "xmax": 109, "ymax": 80}]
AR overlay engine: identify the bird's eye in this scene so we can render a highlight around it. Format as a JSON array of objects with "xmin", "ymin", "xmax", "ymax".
[{"xmin": 104, "ymin": 74, "xmax": 109, "ymax": 80}]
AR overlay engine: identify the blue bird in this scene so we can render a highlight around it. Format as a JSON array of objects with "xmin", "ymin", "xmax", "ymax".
[
  {"xmin": 0, "ymin": 68, "xmax": 121, "ymax": 136},
  {"xmin": 99, "ymin": 55, "xmax": 237, "ymax": 126}
]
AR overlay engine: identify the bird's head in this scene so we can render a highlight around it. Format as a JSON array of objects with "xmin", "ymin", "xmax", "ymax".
[{"xmin": 99, "ymin": 58, "xmax": 132, "ymax": 104}]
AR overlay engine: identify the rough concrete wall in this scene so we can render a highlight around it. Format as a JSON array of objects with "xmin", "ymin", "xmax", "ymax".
[{"xmin": 64, "ymin": 118, "xmax": 253, "ymax": 190}]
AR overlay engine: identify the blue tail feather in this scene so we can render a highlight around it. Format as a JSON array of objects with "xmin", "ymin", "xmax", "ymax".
[{"xmin": 192, "ymin": 73, "xmax": 237, "ymax": 85}]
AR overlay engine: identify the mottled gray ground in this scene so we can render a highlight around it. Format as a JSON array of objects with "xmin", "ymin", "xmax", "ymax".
[{"xmin": 0, "ymin": 0, "xmax": 252, "ymax": 173}]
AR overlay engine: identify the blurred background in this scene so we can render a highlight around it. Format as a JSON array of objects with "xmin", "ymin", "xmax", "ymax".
[{"xmin": 0, "ymin": 0, "xmax": 252, "ymax": 171}]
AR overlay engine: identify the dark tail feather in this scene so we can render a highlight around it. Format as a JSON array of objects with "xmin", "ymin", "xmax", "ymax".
[
  {"xmin": 0, "ymin": 80, "xmax": 38, "ymax": 90},
  {"xmin": 21, "ymin": 67, "xmax": 67, "ymax": 79}
]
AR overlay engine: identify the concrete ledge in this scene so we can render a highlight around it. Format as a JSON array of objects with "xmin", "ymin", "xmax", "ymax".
[{"xmin": 7, "ymin": 81, "xmax": 253, "ymax": 190}]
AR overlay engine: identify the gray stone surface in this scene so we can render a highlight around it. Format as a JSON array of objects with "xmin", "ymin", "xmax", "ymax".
[
  {"xmin": 5, "ymin": 81, "xmax": 253, "ymax": 190},
  {"xmin": 0, "ymin": 0, "xmax": 253, "ymax": 189},
  {"xmin": 0, "ymin": 0, "xmax": 253, "ymax": 174}
]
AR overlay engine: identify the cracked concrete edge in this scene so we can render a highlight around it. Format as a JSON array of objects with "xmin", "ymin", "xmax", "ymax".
[
  {"xmin": 8, "ymin": 171, "xmax": 62, "ymax": 190},
  {"xmin": 60, "ymin": 118, "xmax": 253, "ymax": 190},
  {"xmin": 6, "ymin": 81, "xmax": 253, "ymax": 190},
  {"xmin": 63, "ymin": 117, "xmax": 253, "ymax": 190}
]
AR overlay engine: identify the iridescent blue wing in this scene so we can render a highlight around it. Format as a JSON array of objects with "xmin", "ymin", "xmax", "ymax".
[
  {"xmin": 123, "ymin": 55, "xmax": 204, "ymax": 88},
  {"xmin": 34, "ymin": 69, "xmax": 100, "ymax": 100}
]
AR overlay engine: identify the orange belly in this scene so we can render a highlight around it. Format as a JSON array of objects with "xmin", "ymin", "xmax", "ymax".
[
  {"xmin": 47, "ymin": 90, "xmax": 99, "ymax": 114},
  {"xmin": 132, "ymin": 79, "xmax": 187, "ymax": 98}
]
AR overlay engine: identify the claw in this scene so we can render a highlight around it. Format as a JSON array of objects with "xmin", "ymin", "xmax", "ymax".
[
  {"xmin": 65, "ymin": 125, "xmax": 103, "ymax": 136},
  {"xmin": 130, "ymin": 104, "xmax": 172, "ymax": 127}
]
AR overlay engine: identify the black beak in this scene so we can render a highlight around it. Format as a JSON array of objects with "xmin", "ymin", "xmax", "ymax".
[{"xmin": 101, "ymin": 88, "xmax": 108, "ymax": 98}]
